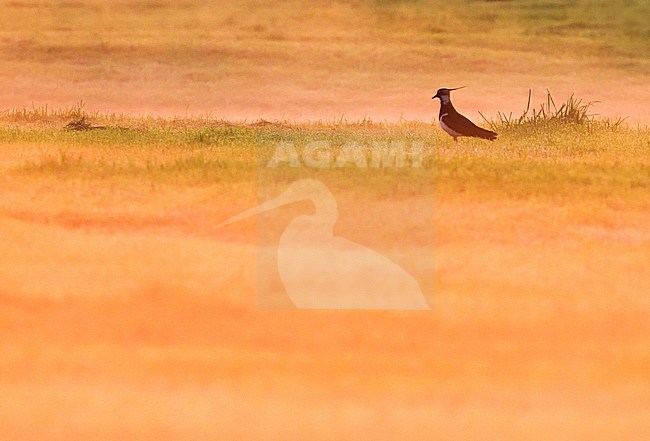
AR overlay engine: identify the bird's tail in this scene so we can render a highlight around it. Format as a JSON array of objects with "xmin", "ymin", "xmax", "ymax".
[{"xmin": 477, "ymin": 128, "xmax": 497, "ymax": 141}]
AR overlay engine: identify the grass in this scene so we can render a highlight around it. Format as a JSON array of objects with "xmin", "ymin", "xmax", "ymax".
[
  {"xmin": 1, "ymin": 111, "xmax": 649, "ymax": 440},
  {"xmin": 0, "ymin": 100, "xmax": 87, "ymax": 124},
  {"xmin": 2, "ymin": 100, "xmax": 648, "ymax": 201},
  {"xmin": 2, "ymin": 94, "xmax": 648, "ymax": 235},
  {"xmin": 480, "ymin": 90, "xmax": 628, "ymax": 130},
  {"xmin": 0, "ymin": 1, "xmax": 648, "ymax": 121}
]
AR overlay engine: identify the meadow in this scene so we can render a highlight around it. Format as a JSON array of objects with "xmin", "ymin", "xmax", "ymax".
[
  {"xmin": 1, "ymin": 0, "xmax": 649, "ymax": 440},
  {"xmin": 1, "ymin": 0, "xmax": 649, "ymax": 120},
  {"xmin": 1, "ymin": 107, "xmax": 648, "ymax": 439}
]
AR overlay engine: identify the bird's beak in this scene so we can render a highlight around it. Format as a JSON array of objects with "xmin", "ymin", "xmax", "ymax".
[
  {"xmin": 449, "ymin": 86, "xmax": 466, "ymax": 91},
  {"xmin": 432, "ymin": 94, "xmax": 439, "ymax": 100},
  {"xmin": 217, "ymin": 188, "xmax": 300, "ymax": 227}
]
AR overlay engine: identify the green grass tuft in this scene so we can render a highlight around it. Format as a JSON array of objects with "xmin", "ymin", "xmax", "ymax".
[{"xmin": 480, "ymin": 90, "xmax": 628, "ymax": 132}]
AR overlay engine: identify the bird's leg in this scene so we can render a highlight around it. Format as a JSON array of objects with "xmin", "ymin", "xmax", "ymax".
[{"xmin": 453, "ymin": 137, "xmax": 458, "ymax": 143}]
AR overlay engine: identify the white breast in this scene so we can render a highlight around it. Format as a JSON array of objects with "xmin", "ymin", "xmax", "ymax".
[{"xmin": 439, "ymin": 113, "xmax": 462, "ymax": 137}]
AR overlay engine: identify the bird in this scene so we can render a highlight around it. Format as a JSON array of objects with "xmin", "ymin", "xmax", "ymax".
[
  {"xmin": 218, "ymin": 179, "xmax": 430, "ymax": 310},
  {"xmin": 432, "ymin": 87, "xmax": 497, "ymax": 142}
]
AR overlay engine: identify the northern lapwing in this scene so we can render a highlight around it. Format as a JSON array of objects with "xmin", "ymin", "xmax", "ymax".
[{"xmin": 432, "ymin": 87, "xmax": 497, "ymax": 142}]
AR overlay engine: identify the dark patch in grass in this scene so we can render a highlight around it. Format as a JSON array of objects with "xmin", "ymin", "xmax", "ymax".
[{"xmin": 64, "ymin": 117, "xmax": 107, "ymax": 131}]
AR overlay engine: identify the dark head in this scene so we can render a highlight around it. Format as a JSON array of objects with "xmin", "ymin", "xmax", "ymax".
[{"xmin": 432, "ymin": 86, "xmax": 466, "ymax": 104}]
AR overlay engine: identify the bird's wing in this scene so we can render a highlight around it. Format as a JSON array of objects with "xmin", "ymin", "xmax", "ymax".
[{"xmin": 443, "ymin": 110, "xmax": 497, "ymax": 140}]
